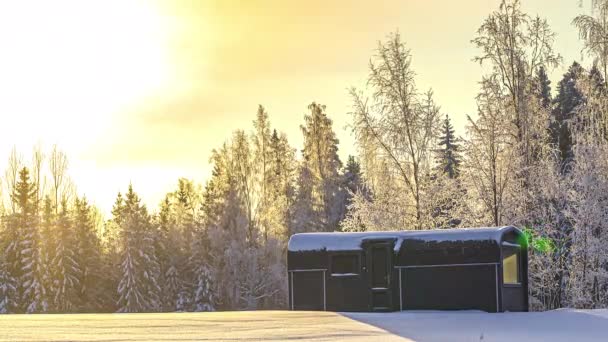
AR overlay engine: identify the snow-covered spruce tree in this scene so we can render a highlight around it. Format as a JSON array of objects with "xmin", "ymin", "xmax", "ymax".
[
  {"xmin": 157, "ymin": 178, "xmax": 202, "ymax": 312},
  {"xmin": 156, "ymin": 195, "xmax": 182, "ymax": 311},
  {"xmin": 349, "ymin": 32, "xmax": 441, "ymax": 230},
  {"xmin": 428, "ymin": 114, "xmax": 465, "ymax": 228},
  {"xmin": 434, "ymin": 115, "xmax": 462, "ymax": 179},
  {"xmin": 342, "ymin": 156, "xmax": 369, "ymax": 209},
  {"xmin": 14, "ymin": 167, "xmax": 49, "ymax": 313},
  {"xmin": 166, "ymin": 177, "xmax": 216, "ymax": 312},
  {"xmin": 2, "ymin": 208, "xmax": 22, "ymax": 312},
  {"xmin": 551, "ymin": 62, "xmax": 585, "ymax": 168},
  {"xmin": 73, "ymin": 197, "xmax": 104, "ymax": 312},
  {"xmin": 188, "ymin": 210, "xmax": 215, "ymax": 312},
  {"xmin": 51, "ymin": 199, "xmax": 80, "ymax": 312},
  {"xmin": 192, "ymin": 262, "xmax": 214, "ymax": 312},
  {"xmin": 0, "ymin": 254, "xmax": 16, "ymax": 314},
  {"xmin": 116, "ymin": 185, "xmax": 161, "ymax": 313},
  {"xmin": 536, "ymin": 66, "xmax": 553, "ymax": 111},
  {"xmin": 98, "ymin": 192, "xmax": 125, "ymax": 312},
  {"xmin": 40, "ymin": 197, "xmax": 56, "ymax": 310}
]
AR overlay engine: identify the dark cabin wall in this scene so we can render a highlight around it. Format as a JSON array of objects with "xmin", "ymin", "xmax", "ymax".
[
  {"xmin": 288, "ymin": 251, "xmax": 328, "ymax": 271},
  {"xmin": 396, "ymin": 240, "xmax": 501, "ymax": 266},
  {"xmin": 326, "ymin": 275, "xmax": 368, "ymax": 311},
  {"xmin": 289, "ymin": 250, "xmax": 371, "ymax": 311},
  {"xmin": 503, "ymin": 287, "xmax": 526, "ymax": 312},
  {"xmin": 288, "ymin": 251, "xmax": 328, "ymax": 310}
]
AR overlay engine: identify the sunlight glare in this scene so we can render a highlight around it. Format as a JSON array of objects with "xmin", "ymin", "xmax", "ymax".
[{"xmin": 0, "ymin": 0, "xmax": 172, "ymax": 152}]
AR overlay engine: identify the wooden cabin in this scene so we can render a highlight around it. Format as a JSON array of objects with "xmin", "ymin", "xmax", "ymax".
[{"xmin": 287, "ymin": 226, "xmax": 528, "ymax": 313}]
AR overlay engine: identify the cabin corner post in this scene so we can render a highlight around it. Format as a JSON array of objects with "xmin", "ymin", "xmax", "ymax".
[
  {"xmin": 495, "ymin": 263, "xmax": 500, "ymax": 313},
  {"xmin": 290, "ymin": 271, "xmax": 294, "ymax": 310},
  {"xmin": 323, "ymin": 269, "xmax": 327, "ymax": 311},
  {"xmin": 398, "ymin": 267, "xmax": 403, "ymax": 311}
]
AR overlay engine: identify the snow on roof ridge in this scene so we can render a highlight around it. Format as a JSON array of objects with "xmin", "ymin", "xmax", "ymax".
[{"xmin": 288, "ymin": 226, "xmax": 519, "ymax": 252}]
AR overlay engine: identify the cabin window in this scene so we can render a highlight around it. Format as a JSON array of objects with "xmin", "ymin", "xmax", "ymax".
[
  {"xmin": 502, "ymin": 246, "xmax": 520, "ymax": 285},
  {"xmin": 331, "ymin": 254, "xmax": 359, "ymax": 276}
]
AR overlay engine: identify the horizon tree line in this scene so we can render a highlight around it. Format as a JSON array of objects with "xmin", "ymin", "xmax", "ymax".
[{"xmin": 1, "ymin": 0, "xmax": 608, "ymax": 313}]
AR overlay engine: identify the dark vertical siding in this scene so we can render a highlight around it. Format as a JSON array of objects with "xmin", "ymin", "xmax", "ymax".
[
  {"xmin": 397, "ymin": 240, "xmax": 500, "ymax": 266},
  {"xmin": 326, "ymin": 276, "xmax": 368, "ymax": 311},
  {"xmin": 292, "ymin": 271, "xmax": 324, "ymax": 310},
  {"xmin": 402, "ymin": 265, "xmax": 498, "ymax": 312},
  {"xmin": 503, "ymin": 286, "xmax": 526, "ymax": 312}
]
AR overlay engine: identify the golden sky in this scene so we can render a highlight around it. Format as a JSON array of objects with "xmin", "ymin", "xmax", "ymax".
[{"xmin": 0, "ymin": 0, "xmax": 590, "ymax": 214}]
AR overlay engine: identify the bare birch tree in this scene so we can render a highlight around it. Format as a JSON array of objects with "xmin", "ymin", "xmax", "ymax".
[
  {"xmin": 574, "ymin": 0, "xmax": 608, "ymax": 81},
  {"xmin": 48, "ymin": 145, "xmax": 68, "ymax": 213},
  {"xmin": 349, "ymin": 32, "xmax": 440, "ymax": 229}
]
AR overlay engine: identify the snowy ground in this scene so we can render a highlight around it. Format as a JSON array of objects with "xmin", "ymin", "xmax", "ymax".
[
  {"xmin": 345, "ymin": 309, "xmax": 608, "ymax": 341},
  {"xmin": 0, "ymin": 309, "xmax": 607, "ymax": 341}
]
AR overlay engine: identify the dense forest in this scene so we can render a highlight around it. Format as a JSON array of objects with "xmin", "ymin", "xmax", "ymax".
[{"xmin": 1, "ymin": 0, "xmax": 608, "ymax": 313}]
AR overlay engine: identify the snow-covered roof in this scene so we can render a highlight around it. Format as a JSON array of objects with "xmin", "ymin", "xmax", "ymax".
[{"xmin": 288, "ymin": 226, "xmax": 519, "ymax": 252}]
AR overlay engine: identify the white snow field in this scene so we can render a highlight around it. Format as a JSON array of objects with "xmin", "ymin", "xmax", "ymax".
[{"xmin": 0, "ymin": 309, "xmax": 607, "ymax": 341}]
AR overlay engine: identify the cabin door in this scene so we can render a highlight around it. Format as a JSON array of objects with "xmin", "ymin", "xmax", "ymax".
[{"xmin": 367, "ymin": 243, "xmax": 392, "ymax": 311}]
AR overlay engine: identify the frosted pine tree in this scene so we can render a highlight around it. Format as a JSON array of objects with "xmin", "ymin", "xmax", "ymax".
[
  {"xmin": 74, "ymin": 197, "xmax": 104, "ymax": 312},
  {"xmin": 189, "ymin": 212, "xmax": 214, "ymax": 312},
  {"xmin": 163, "ymin": 264, "xmax": 182, "ymax": 311},
  {"xmin": 52, "ymin": 200, "xmax": 80, "ymax": 311},
  {"xmin": 40, "ymin": 197, "xmax": 56, "ymax": 310},
  {"xmin": 429, "ymin": 114, "xmax": 464, "ymax": 228},
  {"xmin": 434, "ymin": 115, "xmax": 462, "ymax": 179},
  {"xmin": 142, "ymin": 224, "xmax": 162, "ymax": 312},
  {"xmin": 0, "ymin": 257, "xmax": 16, "ymax": 314},
  {"xmin": 157, "ymin": 195, "xmax": 182, "ymax": 311},
  {"xmin": 552, "ymin": 62, "xmax": 585, "ymax": 168},
  {"xmin": 193, "ymin": 264, "xmax": 214, "ymax": 312},
  {"xmin": 14, "ymin": 167, "xmax": 49, "ymax": 313},
  {"xmin": 117, "ymin": 242, "xmax": 143, "ymax": 313},
  {"xmin": 3, "ymin": 215, "xmax": 22, "ymax": 313},
  {"xmin": 116, "ymin": 185, "xmax": 160, "ymax": 312},
  {"xmin": 21, "ymin": 221, "xmax": 48, "ymax": 314}
]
